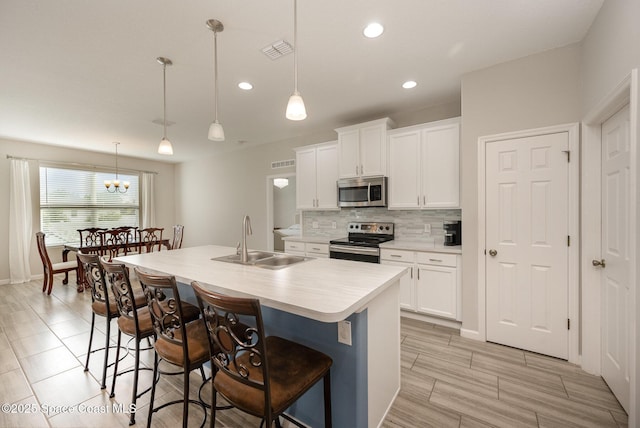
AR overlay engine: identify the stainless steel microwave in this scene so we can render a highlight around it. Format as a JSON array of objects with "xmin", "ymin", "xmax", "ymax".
[{"xmin": 337, "ymin": 176, "xmax": 387, "ymax": 208}]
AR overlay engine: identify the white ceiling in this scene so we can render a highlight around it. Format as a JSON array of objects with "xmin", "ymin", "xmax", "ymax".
[{"xmin": 0, "ymin": 0, "xmax": 603, "ymax": 163}]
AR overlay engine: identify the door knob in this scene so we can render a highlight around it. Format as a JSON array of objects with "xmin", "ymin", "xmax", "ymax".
[
  {"xmin": 592, "ymin": 259, "xmax": 606, "ymax": 268},
  {"xmin": 488, "ymin": 249, "xmax": 497, "ymax": 257}
]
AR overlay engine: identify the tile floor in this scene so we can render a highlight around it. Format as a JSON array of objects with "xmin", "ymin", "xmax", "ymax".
[{"xmin": 0, "ymin": 274, "xmax": 629, "ymax": 427}]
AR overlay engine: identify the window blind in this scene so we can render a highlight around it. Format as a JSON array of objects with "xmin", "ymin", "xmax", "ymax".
[{"xmin": 40, "ymin": 166, "xmax": 140, "ymax": 246}]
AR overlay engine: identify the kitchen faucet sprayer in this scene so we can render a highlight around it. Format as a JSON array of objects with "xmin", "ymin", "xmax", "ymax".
[{"xmin": 241, "ymin": 215, "xmax": 252, "ymax": 263}]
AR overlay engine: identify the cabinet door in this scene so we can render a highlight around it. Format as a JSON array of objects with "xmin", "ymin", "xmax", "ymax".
[
  {"xmin": 382, "ymin": 260, "xmax": 414, "ymax": 310},
  {"xmin": 338, "ymin": 129, "xmax": 360, "ymax": 178},
  {"xmin": 359, "ymin": 124, "xmax": 386, "ymax": 177},
  {"xmin": 415, "ymin": 264, "xmax": 457, "ymax": 319},
  {"xmin": 422, "ymin": 124, "xmax": 460, "ymax": 208},
  {"xmin": 388, "ymin": 130, "xmax": 421, "ymax": 209},
  {"xmin": 315, "ymin": 144, "xmax": 339, "ymax": 209},
  {"xmin": 295, "ymin": 148, "xmax": 317, "ymax": 209}
]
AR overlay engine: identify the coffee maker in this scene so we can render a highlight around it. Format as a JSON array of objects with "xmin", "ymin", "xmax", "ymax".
[{"xmin": 443, "ymin": 220, "xmax": 462, "ymax": 246}]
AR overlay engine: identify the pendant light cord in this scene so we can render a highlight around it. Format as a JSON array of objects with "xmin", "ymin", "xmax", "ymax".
[
  {"xmin": 214, "ymin": 30, "xmax": 219, "ymax": 122},
  {"xmin": 162, "ymin": 63, "xmax": 168, "ymax": 139},
  {"xmin": 115, "ymin": 142, "xmax": 119, "ymax": 180},
  {"xmin": 293, "ymin": 0, "xmax": 298, "ymax": 93}
]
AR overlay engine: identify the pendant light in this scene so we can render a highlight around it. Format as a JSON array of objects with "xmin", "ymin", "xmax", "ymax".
[
  {"xmin": 206, "ymin": 19, "xmax": 225, "ymax": 141},
  {"xmin": 157, "ymin": 57, "xmax": 174, "ymax": 155},
  {"xmin": 286, "ymin": 0, "xmax": 307, "ymax": 121},
  {"xmin": 104, "ymin": 142, "xmax": 129, "ymax": 193}
]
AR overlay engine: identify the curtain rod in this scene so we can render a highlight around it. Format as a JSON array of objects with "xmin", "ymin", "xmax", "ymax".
[{"xmin": 6, "ymin": 155, "xmax": 159, "ymax": 175}]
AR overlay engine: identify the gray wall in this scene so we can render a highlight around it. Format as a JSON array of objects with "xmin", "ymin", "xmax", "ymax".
[
  {"xmin": 0, "ymin": 138, "xmax": 176, "ymax": 281},
  {"xmin": 459, "ymin": 43, "xmax": 583, "ymax": 333}
]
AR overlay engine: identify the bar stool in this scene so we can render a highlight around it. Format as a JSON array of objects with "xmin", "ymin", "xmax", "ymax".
[
  {"xmin": 78, "ymin": 253, "xmax": 146, "ymax": 390},
  {"xmin": 134, "ymin": 268, "xmax": 209, "ymax": 428},
  {"xmin": 192, "ymin": 281, "xmax": 333, "ymax": 428}
]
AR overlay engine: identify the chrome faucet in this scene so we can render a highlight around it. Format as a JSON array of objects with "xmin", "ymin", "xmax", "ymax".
[{"xmin": 241, "ymin": 215, "xmax": 252, "ymax": 263}]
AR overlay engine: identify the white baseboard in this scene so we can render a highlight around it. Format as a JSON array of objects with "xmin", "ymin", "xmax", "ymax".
[
  {"xmin": 0, "ymin": 279, "xmax": 10, "ymax": 285},
  {"xmin": 460, "ymin": 328, "xmax": 482, "ymax": 341},
  {"xmin": 400, "ymin": 311, "xmax": 462, "ymax": 330}
]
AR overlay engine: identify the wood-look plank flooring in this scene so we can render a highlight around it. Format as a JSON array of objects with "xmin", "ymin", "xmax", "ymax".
[{"xmin": 0, "ymin": 275, "xmax": 629, "ymax": 427}]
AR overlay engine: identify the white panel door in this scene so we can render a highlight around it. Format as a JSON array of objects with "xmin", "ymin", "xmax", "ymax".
[
  {"xmin": 600, "ymin": 105, "xmax": 630, "ymax": 412},
  {"xmin": 485, "ymin": 132, "xmax": 569, "ymax": 359}
]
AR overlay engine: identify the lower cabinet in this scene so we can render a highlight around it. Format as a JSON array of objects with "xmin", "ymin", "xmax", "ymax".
[
  {"xmin": 381, "ymin": 249, "xmax": 461, "ymax": 321},
  {"xmin": 284, "ymin": 240, "xmax": 329, "ymax": 258}
]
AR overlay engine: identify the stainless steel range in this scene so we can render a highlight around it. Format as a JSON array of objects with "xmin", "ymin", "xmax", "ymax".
[{"xmin": 329, "ymin": 222, "xmax": 394, "ymax": 264}]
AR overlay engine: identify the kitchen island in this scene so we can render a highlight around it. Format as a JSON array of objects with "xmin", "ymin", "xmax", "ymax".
[{"xmin": 115, "ymin": 245, "xmax": 407, "ymax": 428}]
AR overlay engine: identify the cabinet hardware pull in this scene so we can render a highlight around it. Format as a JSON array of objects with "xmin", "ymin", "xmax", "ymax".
[
  {"xmin": 417, "ymin": 196, "xmax": 420, "ymax": 205},
  {"xmin": 391, "ymin": 254, "xmax": 402, "ymax": 258},
  {"xmin": 410, "ymin": 267, "xmax": 413, "ymax": 279},
  {"xmin": 360, "ymin": 164, "xmax": 364, "ymax": 175},
  {"xmin": 356, "ymin": 165, "xmax": 359, "ymax": 175},
  {"xmin": 429, "ymin": 258, "xmax": 442, "ymax": 262},
  {"xmin": 417, "ymin": 268, "xmax": 420, "ymax": 280},
  {"xmin": 423, "ymin": 195, "xmax": 426, "ymax": 205}
]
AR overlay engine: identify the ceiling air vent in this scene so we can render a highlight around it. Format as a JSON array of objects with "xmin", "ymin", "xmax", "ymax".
[
  {"xmin": 271, "ymin": 159, "xmax": 295, "ymax": 169},
  {"xmin": 262, "ymin": 40, "xmax": 293, "ymax": 60}
]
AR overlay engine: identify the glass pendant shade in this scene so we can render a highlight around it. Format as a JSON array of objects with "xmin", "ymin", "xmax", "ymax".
[
  {"xmin": 208, "ymin": 120, "xmax": 225, "ymax": 141},
  {"xmin": 286, "ymin": 92, "xmax": 307, "ymax": 121},
  {"xmin": 158, "ymin": 137, "xmax": 173, "ymax": 155}
]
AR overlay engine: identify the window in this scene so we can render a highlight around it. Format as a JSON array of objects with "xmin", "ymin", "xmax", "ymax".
[{"xmin": 40, "ymin": 165, "xmax": 140, "ymax": 246}]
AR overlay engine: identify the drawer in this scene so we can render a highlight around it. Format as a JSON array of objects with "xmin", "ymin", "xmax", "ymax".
[
  {"xmin": 284, "ymin": 241, "xmax": 305, "ymax": 253},
  {"xmin": 305, "ymin": 243, "xmax": 329, "ymax": 255},
  {"xmin": 416, "ymin": 252, "xmax": 457, "ymax": 267},
  {"xmin": 380, "ymin": 249, "xmax": 415, "ymax": 263}
]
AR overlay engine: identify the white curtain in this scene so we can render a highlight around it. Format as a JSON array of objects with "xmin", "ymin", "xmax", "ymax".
[
  {"xmin": 9, "ymin": 159, "xmax": 33, "ymax": 283},
  {"xmin": 141, "ymin": 172, "xmax": 156, "ymax": 228}
]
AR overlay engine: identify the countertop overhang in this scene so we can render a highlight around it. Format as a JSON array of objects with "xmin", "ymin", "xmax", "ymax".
[{"xmin": 115, "ymin": 245, "xmax": 407, "ymax": 323}]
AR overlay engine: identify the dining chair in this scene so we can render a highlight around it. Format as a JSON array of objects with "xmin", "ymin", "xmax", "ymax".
[
  {"xmin": 134, "ymin": 268, "xmax": 209, "ymax": 428},
  {"xmin": 137, "ymin": 227, "xmax": 164, "ymax": 253},
  {"xmin": 77, "ymin": 228, "xmax": 107, "ymax": 255},
  {"xmin": 36, "ymin": 232, "xmax": 79, "ymax": 295},
  {"xmin": 101, "ymin": 228, "xmax": 132, "ymax": 261},
  {"xmin": 169, "ymin": 224, "xmax": 184, "ymax": 250},
  {"xmin": 192, "ymin": 281, "xmax": 333, "ymax": 428}
]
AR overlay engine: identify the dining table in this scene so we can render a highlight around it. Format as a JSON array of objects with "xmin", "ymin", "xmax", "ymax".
[{"xmin": 63, "ymin": 239, "xmax": 170, "ymax": 292}]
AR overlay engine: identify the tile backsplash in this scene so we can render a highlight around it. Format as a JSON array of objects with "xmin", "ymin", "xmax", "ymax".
[{"xmin": 301, "ymin": 208, "xmax": 461, "ymax": 245}]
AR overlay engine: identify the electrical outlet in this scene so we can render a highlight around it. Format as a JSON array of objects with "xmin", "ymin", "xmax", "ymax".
[
  {"xmin": 338, "ymin": 320, "xmax": 352, "ymax": 346},
  {"xmin": 424, "ymin": 224, "xmax": 431, "ymax": 233},
  {"xmin": 312, "ymin": 221, "xmax": 318, "ymax": 229},
  {"xmin": 332, "ymin": 221, "xmax": 337, "ymax": 229}
]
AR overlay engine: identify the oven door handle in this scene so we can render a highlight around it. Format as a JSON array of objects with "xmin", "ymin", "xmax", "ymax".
[
  {"xmin": 329, "ymin": 244, "xmax": 380, "ymax": 256},
  {"xmin": 367, "ymin": 182, "xmax": 371, "ymax": 203}
]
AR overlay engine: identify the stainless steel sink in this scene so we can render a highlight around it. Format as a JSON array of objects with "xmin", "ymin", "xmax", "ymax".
[
  {"xmin": 212, "ymin": 251, "xmax": 310, "ymax": 269},
  {"xmin": 254, "ymin": 254, "xmax": 309, "ymax": 269}
]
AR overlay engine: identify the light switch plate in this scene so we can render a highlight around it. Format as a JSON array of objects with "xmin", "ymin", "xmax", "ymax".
[
  {"xmin": 338, "ymin": 320, "xmax": 352, "ymax": 346},
  {"xmin": 424, "ymin": 224, "xmax": 431, "ymax": 233}
]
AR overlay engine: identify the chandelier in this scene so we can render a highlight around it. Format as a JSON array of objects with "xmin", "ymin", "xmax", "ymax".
[{"xmin": 104, "ymin": 142, "xmax": 129, "ymax": 193}]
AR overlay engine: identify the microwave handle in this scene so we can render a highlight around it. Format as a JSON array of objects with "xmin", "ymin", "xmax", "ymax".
[{"xmin": 367, "ymin": 183, "xmax": 371, "ymax": 203}]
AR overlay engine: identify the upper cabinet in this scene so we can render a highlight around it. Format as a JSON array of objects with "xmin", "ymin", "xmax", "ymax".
[
  {"xmin": 336, "ymin": 117, "xmax": 395, "ymax": 178},
  {"xmin": 295, "ymin": 142, "xmax": 339, "ymax": 210},
  {"xmin": 388, "ymin": 118, "xmax": 460, "ymax": 209}
]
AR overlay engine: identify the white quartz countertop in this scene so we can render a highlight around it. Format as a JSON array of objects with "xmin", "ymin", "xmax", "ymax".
[
  {"xmin": 379, "ymin": 240, "xmax": 462, "ymax": 254},
  {"xmin": 115, "ymin": 245, "xmax": 406, "ymax": 323}
]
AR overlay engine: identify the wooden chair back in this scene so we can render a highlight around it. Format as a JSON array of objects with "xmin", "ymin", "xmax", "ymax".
[
  {"xmin": 36, "ymin": 231, "xmax": 53, "ymax": 273},
  {"xmin": 137, "ymin": 227, "xmax": 164, "ymax": 253},
  {"xmin": 170, "ymin": 224, "xmax": 184, "ymax": 250},
  {"xmin": 77, "ymin": 228, "xmax": 107, "ymax": 254}
]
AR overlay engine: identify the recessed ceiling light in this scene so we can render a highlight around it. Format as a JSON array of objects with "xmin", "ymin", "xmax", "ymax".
[
  {"xmin": 402, "ymin": 80, "xmax": 417, "ymax": 89},
  {"xmin": 238, "ymin": 82, "xmax": 253, "ymax": 90},
  {"xmin": 363, "ymin": 22, "xmax": 384, "ymax": 38}
]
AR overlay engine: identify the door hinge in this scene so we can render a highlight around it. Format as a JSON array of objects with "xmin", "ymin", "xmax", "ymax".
[
  {"xmin": 567, "ymin": 235, "xmax": 570, "ymax": 246},
  {"xmin": 567, "ymin": 318, "xmax": 570, "ymax": 330},
  {"xmin": 562, "ymin": 150, "xmax": 570, "ymax": 162}
]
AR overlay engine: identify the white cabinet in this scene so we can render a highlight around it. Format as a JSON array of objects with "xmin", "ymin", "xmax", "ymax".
[
  {"xmin": 295, "ymin": 142, "xmax": 339, "ymax": 210},
  {"xmin": 336, "ymin": 117, "xmax": 395, "ymax": 178},
  {"xmin": 388, "ymin": 118, "xmax": 460, "ymax": 209},
  {"xmin": 284, "ymin": 240, "xmax": 329, "ymax": 258},
  {"xmin": 381, "ymin": 248, "xmax": 461, "ymax": 320}
]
